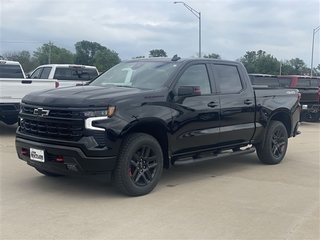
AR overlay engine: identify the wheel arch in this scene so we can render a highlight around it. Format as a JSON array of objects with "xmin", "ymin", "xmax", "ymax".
[
  {"xmin": 121, "ymin": 119, "xmax": 170, "ymax": 169},
  {"xmin": 269, "ymin": 110, "xmax": 292, "ymax": 137}
]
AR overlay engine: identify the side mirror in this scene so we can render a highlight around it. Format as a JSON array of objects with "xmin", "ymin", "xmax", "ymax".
[
  {"xmin": 178, "ymin": 86, "xmax": 201, "ymax": 97},
  {"xmin": 26, "ymin": 74, "xmax": 31, "ymax": 79}
]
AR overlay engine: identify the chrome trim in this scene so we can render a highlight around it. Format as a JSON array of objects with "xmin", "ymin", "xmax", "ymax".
[{"xmin": 85, "ymin": 116, "xmax": 109, "ymax": 131}]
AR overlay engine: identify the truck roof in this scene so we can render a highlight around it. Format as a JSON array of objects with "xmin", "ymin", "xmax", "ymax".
[
  {"xmin": 0, "ymin": 60, "xmax": 22, "ymax": 65},
  {"xmin": 36, "ymin": 64, "xmax": 97, "ymax": 69}
]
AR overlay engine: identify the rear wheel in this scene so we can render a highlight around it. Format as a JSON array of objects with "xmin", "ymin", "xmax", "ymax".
[
  {"xmin": 111, "ymin": 133, "xmax": 163, "ymax": 196},
  {"xmin": 35, "ymin": 167, "xmax": 63, "ymax": 177},
  {"xmin": 305, "ymin": 112, "xmax": 319, "ymax": 122},
  {"xmin": 255, "ymin": 120, "xmax": 288, "ymax": 164}
]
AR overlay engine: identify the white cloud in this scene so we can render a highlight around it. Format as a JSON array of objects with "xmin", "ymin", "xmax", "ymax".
[{"xmin": 0, "ymin": 0, "xmax": 319, "ymax": 66}]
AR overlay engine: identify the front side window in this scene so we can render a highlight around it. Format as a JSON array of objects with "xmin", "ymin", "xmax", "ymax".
[
  {"xmin": 90, "ymin": 61, "xmax": 180, "ymax": 90},
  {"xmin": 30, "ymin": 68, "xmax": 43, "ymax": 79},
  {"xmin": 175, "ymin": 64, "xmax": 211, "ymax": 94},
  {"xmin": 214, "ymin": 65, "xmax": 243, "ymax": 93}
]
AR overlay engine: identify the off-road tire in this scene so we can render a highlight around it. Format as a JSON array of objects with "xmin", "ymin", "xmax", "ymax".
[
  {"xmin": 111, "ymin": 133, "xmax": 163, "ymax": 196},
  {"xmin": 255, "ymin": 120, "xmax": 288, "ymax": 164}
]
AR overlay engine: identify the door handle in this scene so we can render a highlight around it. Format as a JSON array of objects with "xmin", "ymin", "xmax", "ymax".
[
  {"xmin": 207, "ymin": 102, "xmax": 218, "ymax": 108},
  {"xmin": 244, "ymin": 99, "xmax": 253, "ymax": 105}
]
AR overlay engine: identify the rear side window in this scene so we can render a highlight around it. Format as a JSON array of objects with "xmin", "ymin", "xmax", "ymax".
[
  {"xmin": 213, "ymin": 64, "xmax": 242, "ymax": 93},
  {"xmin": 40, "ymin": 67, "xmax": 52, "ymax": 79},
  {"xmin": 250, "ymin": 76, "xmax": 280, "ymax": 87},
  {"xmin": 278, "ymin": 78, "xmax": 292, "ymax": 87},
  {"xmin": 53, "ymin": 67, "xmax": 98, "ymax": 81},
  {"xmin": 296, "ymin": 79, "xmax": 311, "ymax": 87},
  {"xmin": 0, "ymin": 64, "xmax": 24, "ymax": 78}
]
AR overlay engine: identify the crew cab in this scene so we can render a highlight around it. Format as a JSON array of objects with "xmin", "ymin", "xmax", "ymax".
[
  {"xmin": 278, "ymin": 75, "xmax": 320, "ymax": 122},
  {"xmin": 15, "ymin": 57, "xmax": 301, "ymax": 196},
  {"xmin": 27, "ymin": 64, "xmax": 99, "ymax": 87},
  {"xmin": 0, "ymin": 60, "xmax": 58, "ymax": 125}
]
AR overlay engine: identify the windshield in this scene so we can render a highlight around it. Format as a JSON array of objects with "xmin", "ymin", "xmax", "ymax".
[{"xmin": 90, "ymin": 61, "xmax": 180, "ymax": 89}]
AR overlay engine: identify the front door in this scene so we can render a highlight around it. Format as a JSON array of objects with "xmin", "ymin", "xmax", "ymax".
[{"xmin": 170, "ymin": 63, "xmax": 220, "ymax": 155}]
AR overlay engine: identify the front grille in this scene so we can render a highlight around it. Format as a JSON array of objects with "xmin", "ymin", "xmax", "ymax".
[
  {"xmin": 20, "ymin": 118, "xmax": 83, "ymax": 141},
  {"xmin": 19, "ymin": 104, "xmax": 106, "ymax": 145},
  {"xmin": 19, "ymin": 104, "xmax": 84, "ymax": 141},
  {"xmin": 22, "ymin": 106, "xmax": 81, "ymax": 118}
]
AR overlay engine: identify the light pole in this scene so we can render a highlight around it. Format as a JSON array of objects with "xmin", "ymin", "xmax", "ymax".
[
  {"xmin": 174, "ymin": 1, "xmax": 201, "ymax": 57},
  {"xmin": 310, "ymin": 26, "xmax": 320, "ymax": 76}
]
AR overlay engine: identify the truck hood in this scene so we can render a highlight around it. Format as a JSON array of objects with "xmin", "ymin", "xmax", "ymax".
[{"xmin": 22, "ymin": 86, "xmax": 153, "ymax": 107}]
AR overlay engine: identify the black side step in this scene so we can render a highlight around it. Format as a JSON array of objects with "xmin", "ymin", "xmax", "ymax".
[{"xmin": 174, "ymin": 147, "xmax": 256, "ymax": 166}]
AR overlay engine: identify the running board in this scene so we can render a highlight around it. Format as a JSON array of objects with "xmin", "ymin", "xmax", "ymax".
[{"xmin": 174, "ymin": 147, "xmax": 256, "ymax": 166}]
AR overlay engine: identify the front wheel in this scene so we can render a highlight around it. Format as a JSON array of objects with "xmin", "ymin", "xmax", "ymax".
[
  {"xmin": 255, "ymin": 120, "xmax": 288, "ymax": 164},
  {"xmin": 305, "ymin": 112, "xmax": 319, "ymax": 122},
  {"xmin": 111, "ymin": 133, "xmax": 163, "ymax": 196}
]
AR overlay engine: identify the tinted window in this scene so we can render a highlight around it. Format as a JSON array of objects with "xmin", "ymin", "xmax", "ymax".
[
  {"xmin": 214, "ymin": 65, "xmax": 242, "ymax": 93},
  {"xmin": 0, "ymin": 64, "xmax": 24, "ymax": 78},
  {"xmin": 53, "ymin": 67, "xmax": 98, "ymax": 81},
  {"xmin": 278, "ymin": 78, "xmax": 292, "ymax": 87},
  {"xmin": 296, "ymin": 79, "xmax": 311, "ymax": 87},
  {"xmin": 250, "ymin": 76, "xmax": 280, "ymax": 87},
  {"xmin": 175, "ymin": 64, "xmax": 211, "ymax": 94},
  {"xmin": 30, "ymin": 68, "xmax": 43, "ymax": 79},
  {"xmin": 40, "ymin": 67, "xmax": 52, "ymax": 79}
]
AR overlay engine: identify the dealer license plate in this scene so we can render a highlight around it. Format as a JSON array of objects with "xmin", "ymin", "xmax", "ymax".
[{"xmin": 30, "ymin": 148, "xmax": 45, "ymax": 162}]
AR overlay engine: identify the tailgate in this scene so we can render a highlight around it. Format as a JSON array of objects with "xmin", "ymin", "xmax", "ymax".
[
  {"xmin": 0, "ymin": 78, "xmax": 56, "ymax": 103},
  {"xmin": 298, "ymin": 88, "xmax": 319, "ymax": 104}
]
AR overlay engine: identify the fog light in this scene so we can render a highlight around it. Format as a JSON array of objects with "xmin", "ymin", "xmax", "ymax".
[{"xmin": 66, "ymin": 164, "xmax": 78, "ymax": 171}]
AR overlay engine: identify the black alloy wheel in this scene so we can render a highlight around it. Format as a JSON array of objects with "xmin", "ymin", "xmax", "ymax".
[
  {"xmin": 255, "ymin": 120, "xmax": 288, "ymax": 164},
  {"xmin": 111, "ymin": 133, "xmax": 163, "ymax": 196}
]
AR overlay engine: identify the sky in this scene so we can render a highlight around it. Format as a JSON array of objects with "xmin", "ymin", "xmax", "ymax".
[{"xmin": 1, "ymin": 0, "xmax": 319, "ymax": 67}]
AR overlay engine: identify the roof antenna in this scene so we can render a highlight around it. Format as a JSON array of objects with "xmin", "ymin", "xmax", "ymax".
[{"xmin": 171, "ymin": 54, "xmax": 181, "ymax": 61}]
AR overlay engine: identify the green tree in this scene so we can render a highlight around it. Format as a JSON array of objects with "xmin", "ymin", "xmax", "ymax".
[
  {"xmin": 203, "ymin": 53, "xmax": 221, "ymax": 59},
  {"xmin": 238, "ymin": 51, "xmax": 258, "ymax": 73},
  {"xmin": 239, "ymin": 50, "xmax": 280, "ymax": 75},
  {"xmin": 289, "ymin": 58, "xmax": 308, "ymax": 75},
  {"xmin": 93, "ymin": 48, "xmax": 121, "ymax": 72},
  {"xmin": 33, "ymin": 43, "xmax": 74, "ymax": 65},
  {"xmin": 74, "ymin": 40, "xmax": 105, "ymax": 65},
  {"xmin": 149, "ymin": 49, "xmax": 167, "ymax": 57}
]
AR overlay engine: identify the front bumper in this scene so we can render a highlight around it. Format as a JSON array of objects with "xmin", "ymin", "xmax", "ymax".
[{"xmin": 16, "ymin": 137, "xmax": 117, "ymax": 175}]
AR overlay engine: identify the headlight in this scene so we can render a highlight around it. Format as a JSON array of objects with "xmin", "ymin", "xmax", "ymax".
[
  {"xmin": 83, "ymin": 106, "xmax": 115, "ymax": 131},
  {"xmin": 82, "ymin": 106, "xmax": 115, "ymax": 117}
]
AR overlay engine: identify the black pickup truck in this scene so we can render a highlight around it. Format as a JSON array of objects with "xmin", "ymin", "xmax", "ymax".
[{"xmin": 15, "ymin": 57, "xmax": 301, "ymax": 196}]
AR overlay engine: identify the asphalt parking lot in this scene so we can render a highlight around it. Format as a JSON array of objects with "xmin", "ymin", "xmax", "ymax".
[{"xmin": 0, "ymin": 121, "xmax": 319, "ymax": 239}]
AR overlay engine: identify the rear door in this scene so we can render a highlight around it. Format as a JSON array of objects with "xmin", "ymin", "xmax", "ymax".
[{"xmin": 210, "ymin": 63, "xmax": 255, "ymax": 145}]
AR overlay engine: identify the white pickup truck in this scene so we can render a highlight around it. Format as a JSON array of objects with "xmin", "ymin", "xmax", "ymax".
[
  {"xmin": 0, "ymin": 60, "xmax": 58, "ymax": 125},
  {"xmin": 27, "ymin": 64, "xmax": 99, "ymax": 87}
]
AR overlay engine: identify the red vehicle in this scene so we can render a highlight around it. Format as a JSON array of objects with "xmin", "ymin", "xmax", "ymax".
[{"xmin": 278, "ymin": 75, "xmax": 320, "ymax": 122}]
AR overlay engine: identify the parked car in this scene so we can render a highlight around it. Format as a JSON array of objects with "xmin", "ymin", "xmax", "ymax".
[
  {"xmin": 16, "ymin": 57, "xmax": 300, "ymax": 196},
  {"xmin": 0, "ymin": 60, "xmax": 58, "ymax": 125},
  {"xmin": 278, "ymin": 75, "xmax": 320, "ymax": 122},
  {"xmin": 249, "ymin": 74, "xmax": 281, "ymax": 87},
  {"xmin": 27, "ymin": 64, "xmax": 99, "ymax": 87}
]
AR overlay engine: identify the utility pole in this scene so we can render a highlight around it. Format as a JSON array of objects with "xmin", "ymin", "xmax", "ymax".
[
  {"xmin": 48, "ymin": 41, "xmax": 53, "ymax": 64},
  {"xmin": 310, "ymin": 26, "xmax": 320, "ymax": 76}
]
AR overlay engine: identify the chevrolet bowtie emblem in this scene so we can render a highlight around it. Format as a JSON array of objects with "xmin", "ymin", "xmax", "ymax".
[{"xmin": 33, "ymin": 108, "xmax": 50, "ymax": 116}]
